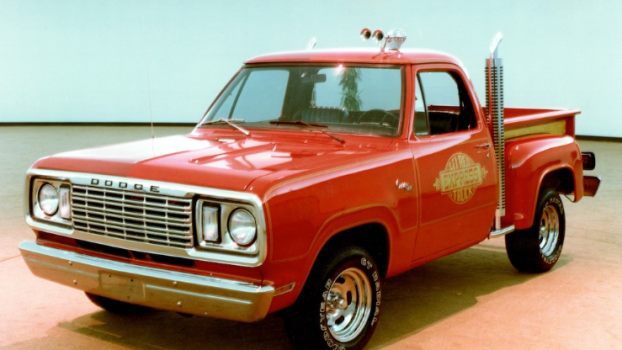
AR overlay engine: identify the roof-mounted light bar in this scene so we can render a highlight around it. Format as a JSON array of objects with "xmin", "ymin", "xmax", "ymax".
[{"xmin": 361, "ymin": 28, "xmax": 406, "ymax": 52}]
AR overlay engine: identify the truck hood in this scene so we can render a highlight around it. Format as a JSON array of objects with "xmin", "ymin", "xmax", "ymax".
[{"xmin": 33, "ymin": 135, "xmax": 388, "ymax": 192}]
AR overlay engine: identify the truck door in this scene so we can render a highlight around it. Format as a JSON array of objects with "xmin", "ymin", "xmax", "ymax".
[{"xmin": 410, "ymin": 65, "xmax": 498, "ymax": 261}]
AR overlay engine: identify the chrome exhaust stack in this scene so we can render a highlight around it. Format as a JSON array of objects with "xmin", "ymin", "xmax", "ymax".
[{"xmin": 487, "ymin": 33, "xmax": 515, "ymax": 238}]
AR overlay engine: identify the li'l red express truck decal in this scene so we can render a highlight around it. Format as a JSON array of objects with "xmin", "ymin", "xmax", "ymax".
[{"xmin": 434, "ymin": 152, "xmax": 489, "ymax": 204}]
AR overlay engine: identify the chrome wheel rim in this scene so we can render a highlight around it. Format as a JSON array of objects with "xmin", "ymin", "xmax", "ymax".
[
  {"xmin": 539, "ymin": 203, "xmax": 560, "ymax": 256},
  {"xmin": 325, "ymin": 267, "xmax": 372, "ymax": 342}
]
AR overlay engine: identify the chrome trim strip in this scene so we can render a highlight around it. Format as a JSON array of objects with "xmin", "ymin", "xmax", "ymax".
[
  {"xmin": 72, "ymin": 199, "xmax": 193, "ymax": 217},
  {"xmin": 19, "ymin": 241, "xmax": 273, "ymax": 322},
  {"xmin": 25, "ymin": 169, "xmax": 267, "ymax": 267},
  {"xmin": 73, "ymin": 215, "xmax": 192, "ymax": 235},
  {"xmin": 72, "ymin": 206, "xmax": 192, "ymax": 224},
  {"xmin": 71, "ymin": 224, "xmax": 192, "ymax": 248}
]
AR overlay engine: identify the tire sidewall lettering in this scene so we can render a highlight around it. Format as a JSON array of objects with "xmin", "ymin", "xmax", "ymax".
[
  {"xmin": 317, "ymin": 252, "xmax": 381, "ymax": 350},
  {"xmin": 548, "ymin": 196, "xmax": 564, "ymax": 215},
  {"xmin": 539, "ymin": 193, "xmax": 565, "ymax": 265},
  {"xmin": 542, "ymin": 248, "xmax": 562, "ymax": 264}
]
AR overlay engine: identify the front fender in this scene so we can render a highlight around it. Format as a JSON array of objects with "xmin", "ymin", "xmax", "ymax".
[
  {"xmin": 505, "ymin": 135, "xmax": 582, "ymax": 229},
  {"xmin": 261, "ymin": 151, "xmax": 416, "ymax": 263},
  {"xmin": 257, "ymin": 152, "xmax": 418, "ymax": 312},
  {"xmin": 261, "ymin": 204, "xmax": 411, "ymax": 314}
]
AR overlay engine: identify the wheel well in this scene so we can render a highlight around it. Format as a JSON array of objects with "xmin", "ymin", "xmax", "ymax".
[
  {"xmin": 317, "ymin": 223, "xmax": 390, "ymax": 278},
  {"xmin": 542, "ymin": 168, "xmax": 575, "ymax": 195}
]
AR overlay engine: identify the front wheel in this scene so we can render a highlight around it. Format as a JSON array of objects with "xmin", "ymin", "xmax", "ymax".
[
  {"xmin": 505, "ymin": 187, "xmax": 566, "ymax": 272},
  {"xmin": 285, "ymin": 246, "xmax": 381, "ymax": 350}
]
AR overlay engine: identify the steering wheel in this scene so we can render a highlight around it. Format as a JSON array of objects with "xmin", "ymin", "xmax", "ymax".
[{"xmin": 357, "ymin": 109, "xmax": 398, "ymax": 127}]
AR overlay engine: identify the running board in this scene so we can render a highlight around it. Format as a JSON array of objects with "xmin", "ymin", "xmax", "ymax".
[{"xmin": 489, "ymin": 225, "xmax": 515, "ymax": 238}]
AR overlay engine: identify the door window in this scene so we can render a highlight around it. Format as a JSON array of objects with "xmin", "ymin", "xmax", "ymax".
[{"xmin": 415, "ymin": 71, "xmax": 477, "ymax": 135}]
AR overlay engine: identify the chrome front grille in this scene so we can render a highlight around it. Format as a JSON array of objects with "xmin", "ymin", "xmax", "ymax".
[{"xmin": 71, "ymin": 185, "xmax": 193, "ymax": 248}]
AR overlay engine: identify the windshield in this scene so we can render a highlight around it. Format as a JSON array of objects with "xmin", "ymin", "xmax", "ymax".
[{"xmin": 200, "ymin": 65, "xmax": 403, "ymax": 137}]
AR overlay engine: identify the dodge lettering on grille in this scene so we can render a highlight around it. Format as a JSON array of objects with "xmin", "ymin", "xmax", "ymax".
[{"xmin": 90, "ymin": 178, "xmax": 160, "ymax": 193}]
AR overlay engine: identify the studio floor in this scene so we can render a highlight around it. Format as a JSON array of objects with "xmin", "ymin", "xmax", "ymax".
[{"xmin": 1, "ymin": 125, "xmax": 620, "ymax": 349}]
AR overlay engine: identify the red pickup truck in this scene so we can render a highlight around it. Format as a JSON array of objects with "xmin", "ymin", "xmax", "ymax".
[{"xmin": 20, "ymin": 31, "xmax": 599, "ymax": 350}]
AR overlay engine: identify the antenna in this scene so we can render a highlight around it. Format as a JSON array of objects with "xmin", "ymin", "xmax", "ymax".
[{"xmin": 142, "ymin": 17, "xmax": 155, "ymax": 153}]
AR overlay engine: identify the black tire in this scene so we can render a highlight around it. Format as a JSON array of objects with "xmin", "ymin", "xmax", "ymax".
[
  {"xmin": 85, "ymin": 292, "xmax": 151, "ymax": 315},
  {"xmin": 285, "ymin": 246, "xmax": 381, "ymax": 350},
  {"xmin": 505, "ymin": 187, "xmax": 566, "ymax": 272}
]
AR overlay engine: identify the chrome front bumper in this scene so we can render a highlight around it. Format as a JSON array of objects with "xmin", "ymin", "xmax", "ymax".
[{"xmin": 19, "ymin": 241, "xmax": 274, "ymax": 322}]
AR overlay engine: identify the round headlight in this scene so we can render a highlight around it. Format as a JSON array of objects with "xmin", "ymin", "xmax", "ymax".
[
  {"xmin": 38, "ymin": 184, "xmax": 59, "ymax": 216},
  {"xmin": 228, "ymin": 209, "xmax": 256, "ymax": 246}
]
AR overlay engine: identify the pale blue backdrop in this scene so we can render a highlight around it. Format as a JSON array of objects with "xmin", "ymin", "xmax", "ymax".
[{"xmin": 1, "ymin": 0, "xmax": 620, "ymax": 137}]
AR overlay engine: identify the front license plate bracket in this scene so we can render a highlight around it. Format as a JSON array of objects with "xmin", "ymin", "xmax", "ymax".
[{"xmin": 99, "ymin": 272, "xmax": 145, "ymax": 302}]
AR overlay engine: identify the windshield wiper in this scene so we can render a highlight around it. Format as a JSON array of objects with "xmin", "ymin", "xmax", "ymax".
[
  {"xmin": 270, "ymin": 120, "xmax": 328, "ymax": 128},
  {"xmin": 201, "ymin": 119, "xmax": 250, "ymax": 136},
  {"xmin": 269, "ymin": 120, "xmax": 345, "ymax": 144}
]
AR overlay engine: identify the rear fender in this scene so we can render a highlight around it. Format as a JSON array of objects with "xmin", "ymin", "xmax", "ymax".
[{"xmin": 504, "ymin": 136, "xmax": 583, "ymax": 229}]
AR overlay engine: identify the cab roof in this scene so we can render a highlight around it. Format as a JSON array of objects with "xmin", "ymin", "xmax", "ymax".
[{"xmin": 245, "ymin": 48, "xmax": 462, "ymax": 66}]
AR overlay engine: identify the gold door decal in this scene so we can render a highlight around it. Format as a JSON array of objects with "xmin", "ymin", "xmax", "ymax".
[{"xmin": 433, "ymin": 153, "xmax": 488, "ymax": 204}]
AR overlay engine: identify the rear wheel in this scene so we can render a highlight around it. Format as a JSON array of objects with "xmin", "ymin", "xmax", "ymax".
[
  {"xmin": 285, "ymin": 246, "xmax": 381, "ymax": 350},
  {"xmin": 505, "ymin": 187, "xmax": 565, "ymax": 272},
  {"xmin": 85, "ymin": 292, "xmax": 151, "ymax": 315}
]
